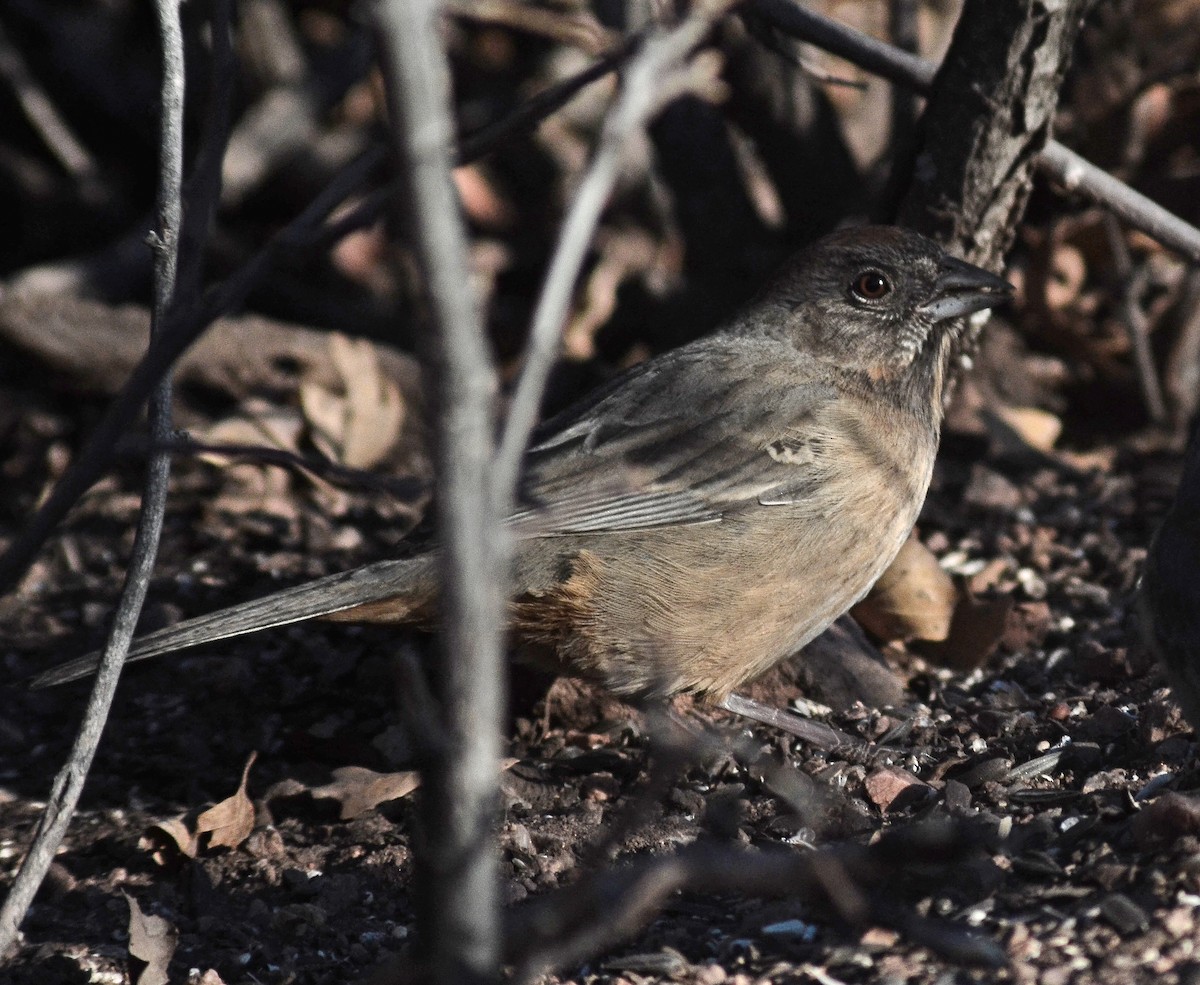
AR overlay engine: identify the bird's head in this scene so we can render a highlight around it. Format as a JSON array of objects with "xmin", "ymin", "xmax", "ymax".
[{"xmin": 755, "ymin": 225, "xmax": 1012, "ymax": 390}]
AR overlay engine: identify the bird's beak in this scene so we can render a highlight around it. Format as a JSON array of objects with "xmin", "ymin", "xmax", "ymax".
[{"xmin": 917, "ymin": 254, "xmax": 1012, "ymax": 322}]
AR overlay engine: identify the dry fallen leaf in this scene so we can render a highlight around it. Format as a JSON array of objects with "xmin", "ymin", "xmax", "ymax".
[
  {"xmin": 300, "ymin": 333, "xmax": 404, "ymax": 470},
  {"xmin": 915, "ymin": 587, "xmax": 1014, "ymax": 672},
  {"xmin": 143, "ymin": 815, "xmax": 199, "ymax": 862},
  {"xmin": 852, "ymin": 535, "xmax": 957, "ymax": 644},
  {"xmin": 195, "ymin": 752, "xmax": 258, "ymax": 851},
  {"xmin": 311, "ymin": 766, "xmax": 422, "ymax": 821},
  {"xmin": 125, "ymin": 893, "xmax": 178, "ymax": 985},
  {"xmin": 993, "ymin": 404, "xmax": 1062, "ymax": 452},
  {"xmin": 298, "ymin": 759, "xmax": 520, "ymax": 820},
  {"xmin": 143, "ymin": 753, "xmax": 258, "ymax": 860}
]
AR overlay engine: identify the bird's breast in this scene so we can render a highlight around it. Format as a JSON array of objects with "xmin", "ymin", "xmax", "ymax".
[{"xmin": 511, "ymin": 401, "xmax": 938, "ymax": 701}]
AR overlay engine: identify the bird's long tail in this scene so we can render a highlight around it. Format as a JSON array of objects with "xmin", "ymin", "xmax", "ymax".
[{"xmin": 30, "ymin": 554, "xmax": 437, "ymax": 689}]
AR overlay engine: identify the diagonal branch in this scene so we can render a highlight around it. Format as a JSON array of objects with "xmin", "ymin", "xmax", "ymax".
[{"xmin": 747, "ymin": 0, "xmax": 1200, "ymax": 263}]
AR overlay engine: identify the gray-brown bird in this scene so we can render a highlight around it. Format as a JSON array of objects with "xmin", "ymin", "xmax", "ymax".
[{"xmin": 33, "ymin": 226, "xmax": 1010, "ymax": 701}]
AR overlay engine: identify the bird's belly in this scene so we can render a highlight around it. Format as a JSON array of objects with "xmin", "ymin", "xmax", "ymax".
[{"xmin": 519, "ymin": 477, "xmax": 923, "ymax": 701}]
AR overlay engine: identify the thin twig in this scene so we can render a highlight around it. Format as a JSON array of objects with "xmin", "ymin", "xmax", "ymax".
[
  {"xmin": 156, "ymin": 436, "xmax": 428, "ymax": 500},
  {"xmin": 747, "ymin": 0, "xmax": 1200, "ymax": 264},
  {"xmin": 494, "ymin": 0, "xmax": 738, "ymax": 504},
  {"xmin": 741, "ymin": 15, "xmax": 866, "ymax": 88},
  {"xmin": 748, "ymin": 0, "xmax": 934, "ymax": 87},
  {"xmin": 887, "ymin": 0, "xmax": 919, "ymax": 152},
  {"xmin": 0, "ymin": 0, "xmax": 188, "ymax": 952},
  {"xmin": 375, "ymin": 2, "xmax": 505, "ymax": 982},
  {"xmin": 0, "ymin": 20, "xmax": 100, "ymax": 190},
  {"xmin": 458, "ymin": 37, "xmax": 641, "ymax": 164},
  {"xmin": 176, "ymin": 0, "xmax": 236, "ymax": 300},
  {"xmin": 1037, "ymin": 142, "xmax": 1200, "ymax": 265},
  {"xmin": 1103, "ymin": 213, "xmax": 1168, "ymax": 426}
]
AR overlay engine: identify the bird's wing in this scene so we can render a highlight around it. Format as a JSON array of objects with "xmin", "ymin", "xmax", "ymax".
[{"xmin": 510, "ymin": 336, "xmax": 839, "ymax": 536}]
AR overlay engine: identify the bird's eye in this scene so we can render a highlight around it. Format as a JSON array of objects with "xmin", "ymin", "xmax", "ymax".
[{"xmin": 850, "ymin": 270, "xmax": 891, "ymax": 301}]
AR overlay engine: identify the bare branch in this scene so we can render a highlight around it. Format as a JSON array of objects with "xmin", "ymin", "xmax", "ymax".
[
  {"xmin": 0, "ymin": 0, "xmax": 188, "ymax": 951},
  {"xmin": 1104, "ymin": 214, "xmax": 1168, "ymax": 426},
  {"xmin": 747, "ymin": 0, "xmax": 1200, "ymax": 264},
  {"xmin": 1165, "ymin": 270, "xmax": 1200, "ymax": 431},
  {"xmin": 1038, "ymin": 141, "xmax": 1200, "ymax": 265},
  {"xmin": 374, "ymin": 2, "xmax": 506, "ymax": 981}
]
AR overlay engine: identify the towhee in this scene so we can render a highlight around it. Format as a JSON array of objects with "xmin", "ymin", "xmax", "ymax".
[{"xmin": 33, "ymin": 226, "xmax": 1011, "ymax": 701}]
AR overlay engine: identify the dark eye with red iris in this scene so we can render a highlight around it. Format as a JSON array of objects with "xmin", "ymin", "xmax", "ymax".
[{"xmin": 850, "ymin": 270, "xmax": 891, "ymax": 301}]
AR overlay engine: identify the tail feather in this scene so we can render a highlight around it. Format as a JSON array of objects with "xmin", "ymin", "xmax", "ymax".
[{"xmin": 30, "ymin": 554, "xmax": 436, "ymax": 689}]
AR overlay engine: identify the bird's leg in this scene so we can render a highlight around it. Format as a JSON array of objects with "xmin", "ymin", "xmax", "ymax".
[{"xmin": 719, "ymin": 692, "xmax": 899, "ymax": 765}]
